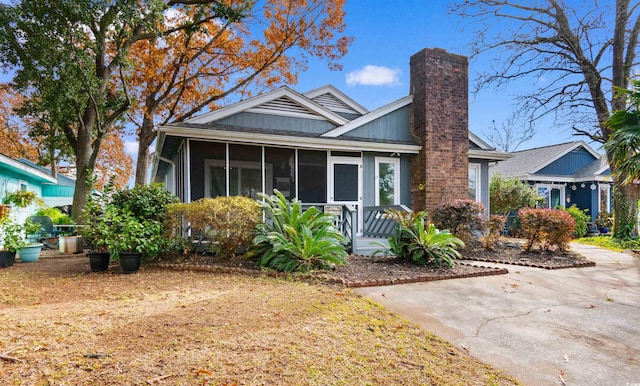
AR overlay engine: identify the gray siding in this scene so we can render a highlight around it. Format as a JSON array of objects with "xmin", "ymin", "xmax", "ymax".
[
  {"xmin": 342, "ymin": 105, "xmax": 412, "ymax": 142},
  {"xmin": 216, "ymin": 112, "xmax": 337, "ymax": 135},
  {"xmin": 537, "ymin": 147, "xmax": 596, "ymax": 175},
  {"xmin": 471, "ymin": 158, "xmax": 490, "ymax": 214},
  {"xmin": 363, "ymin": 153, "xmax": 375, "ymax": 207}
]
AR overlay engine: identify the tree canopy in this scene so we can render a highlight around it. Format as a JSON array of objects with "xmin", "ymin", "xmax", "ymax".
[
  {"xmin": 0, "ymin": 0, "xmax": 350, "ymax": 219},
  {"xmin": 452, "ymin": 0, "xmax": 640, "ymax": 238}
]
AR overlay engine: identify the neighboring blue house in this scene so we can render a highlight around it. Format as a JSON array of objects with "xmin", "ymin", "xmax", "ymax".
[
  {"xmin": 0, "ymin": 153, "xmax": 75, "ymax": 223},
  {"xmin": 490, "ymin": 141, "xmax": 612, "ymax": 220},
  {"xmin": 151, "ymin": 48, "xmax": 510, "ymax": 253}
]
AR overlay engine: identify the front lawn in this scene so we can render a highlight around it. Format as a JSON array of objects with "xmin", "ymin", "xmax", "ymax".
[
  {"xmin": 0, "ymin": 256, "xmax": 518, "ymax": 385},
  {"xmin": 574, "ymin": 236, "xmax": 640, "ymax": 252}
]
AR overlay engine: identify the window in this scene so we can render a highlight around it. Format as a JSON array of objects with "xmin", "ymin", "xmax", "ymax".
[
  {"xmin": 375, "ymin": 157, "xmax": 400, "ymax": 205},
  {"xmin": 19, "ymin": 180, "xmax": 28, "ymax": 191},
  {"xmin": 599, "ymin": 184, "xmax": 610, "ymax": 213},
  {"xmin": 468, "ymin": 163, "xmax": 481, "ymax": 201},
  {"xmin": 535, "ymin": 184, "xmax": 564, "ymax": 209}
]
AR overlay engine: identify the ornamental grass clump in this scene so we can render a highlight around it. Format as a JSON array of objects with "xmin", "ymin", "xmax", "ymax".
[
  {"xmin": 248, "ymin": 190, "xmax": 348, "ymax": 272},
  {"xmin": 374, "ymin": 209, "xmax": 465, "ymax": 268}
]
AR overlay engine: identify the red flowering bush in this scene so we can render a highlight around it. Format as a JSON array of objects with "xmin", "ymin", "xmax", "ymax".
[{"xmin": 518, "ymin": 208, "xmax": 575, "ymax": 252}]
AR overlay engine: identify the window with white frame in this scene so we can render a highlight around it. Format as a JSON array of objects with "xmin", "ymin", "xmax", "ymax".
[
  {"xmin": 468, "ymin": 163, "xmax": 481, "ymax": 202},
  {"xmin": 535, "ymin": 184, "xmax": 565, "ymax": 209},
  {"xmin": 599, "ymin": 183, "xmax": 611, "ymax": 213},
  {"xmin": 375, "ymin": 157, "xmax": 400, "ymax": 205}
]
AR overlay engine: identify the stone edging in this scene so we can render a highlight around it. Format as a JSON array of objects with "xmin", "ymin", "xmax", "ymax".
[
  {"xmin": 155, "ymin": 262, "xmax": 509, "ymax": 288},
  {"xmin": 463, "ymin": 257, "xmax": 596, "ymax": 270}
]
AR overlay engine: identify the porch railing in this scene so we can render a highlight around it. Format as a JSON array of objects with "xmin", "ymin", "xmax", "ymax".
[
  {"xmin": 302, "ymin": 203, "xmax": 357, "ymax": 254},
  {"xmin": 363, "ymin": 205, "xmax": 412, "ymax": 238}
]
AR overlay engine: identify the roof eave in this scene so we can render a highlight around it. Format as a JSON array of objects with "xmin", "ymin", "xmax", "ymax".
[{"xmin": 159, "ymin": 125, "xmax": 422, "ymax": 154}]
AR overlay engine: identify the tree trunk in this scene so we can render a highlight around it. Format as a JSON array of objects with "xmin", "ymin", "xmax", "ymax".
[
  {"xmin": 612, "ymin": 176, "xmax": 639, "ymax": 239},
  {"xmin": 71, "ymin": 134, "xmax": 93, "ymax": 223},
  {"xmin": 71, "ymin": 103, "xmax": 100, "ymax": 223},
  {"xmin": 134, "ymin": 114, "xmax": 156, "ymax": 186}
]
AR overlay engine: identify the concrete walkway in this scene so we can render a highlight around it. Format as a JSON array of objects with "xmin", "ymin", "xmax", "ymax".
[{"xmin": 354, "ymin": 243, "xmax": 640, "ymax": 386}]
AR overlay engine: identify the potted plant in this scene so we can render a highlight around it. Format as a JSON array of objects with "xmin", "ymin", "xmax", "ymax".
[
  {"xmin": 79, "ymin": 177, "xmax": 115, "ymax": 272},
  {"xmin": 595, "ymin": 211, "xmax": 613, "ymax": 234},
  {"xmin": 3, "ymin": 190, "xmax": 42, "ymax": 208},
  {"xmin": 0, "ymin": 217, "xmax": 28, "ymax": 267},
  {"xmin": 80, "ymin": 218, "xmax": 111, "ymax": 272},
  {"xmin": 17, "ymin": 219, "xmax": 43, "ymax": 263},
  {"xmin": 0, "ymin": 204, "xmax": 10, "ymax": 220},
  {"xmin": 106, "ymin": 209, "xmax": 163, "ymax": 274}
]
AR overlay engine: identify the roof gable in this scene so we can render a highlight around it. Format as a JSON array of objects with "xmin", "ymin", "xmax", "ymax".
[
  {"xmin": 469, "ymin": 132, "xmax": 494, "ymax": 150},
  {"xmin": 491, "ymin": 141, "xmax": 607, "ymax": 179},
  {"xmin": 185, "ymin": 86, "xmax": 349, "ymax": 126},
  {"xmin": 530, "ymin": 141, "xmax": 599, "ymax": 174},
  {"xmin": 321, "ymin": 96, "xmax": 413, "ymax": 138},
  {"xmin": 304, "ymin": 85, "xmax": 368, "ymax": 116}
]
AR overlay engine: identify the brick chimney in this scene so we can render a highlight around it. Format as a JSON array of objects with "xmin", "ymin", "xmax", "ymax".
[{"xmin": 409, "ymin": 47, "xmax": 469, "ymax": 214}]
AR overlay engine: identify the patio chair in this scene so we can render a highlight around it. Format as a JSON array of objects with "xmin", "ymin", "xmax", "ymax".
[{"xmin": 26, "ymin": 216, "xmax": 59, "ymax": 250}]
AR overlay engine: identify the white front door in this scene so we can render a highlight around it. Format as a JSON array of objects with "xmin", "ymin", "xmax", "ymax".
[{"xmin": 329, "ymin": 157, "xmax": 363, "ymax": 235}]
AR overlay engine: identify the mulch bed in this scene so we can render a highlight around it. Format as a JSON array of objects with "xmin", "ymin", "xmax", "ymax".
[
  {"xmin": 463, "ymin": 242, "xmax": 596, "ymax": 270},
  {"xmin": 18, "ymin": 240, "xmax": 596, "ymax": 288},
  {"xmin": 157, "ymin": 253, "xmax": 509, "ymax": 288}
]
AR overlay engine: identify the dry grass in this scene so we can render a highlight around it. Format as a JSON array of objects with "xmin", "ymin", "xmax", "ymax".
[{"xmin": 0, "ymin": 258, "xmax": 519, "ymax": 385}]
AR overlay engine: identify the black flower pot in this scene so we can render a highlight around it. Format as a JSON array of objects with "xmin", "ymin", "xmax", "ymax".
[
  {"xmin": 0, "ymin": 251, "xmax": 16, "ymax": 268},
  {"xmin": 87, "ymin": 251, "xmax": 110, "ymax": 272},
  {"xmin": 119, "ymin": 252, "xmax": 141, "ymax": 274}
]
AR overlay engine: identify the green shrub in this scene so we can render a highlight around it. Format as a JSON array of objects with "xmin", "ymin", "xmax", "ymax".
[
  {"xmin": 248, "ymin": 190, "xmax": 348, "ymax": 272},
  {"xmin": 108, "ymin": 183, "xmax": 178, "ymax": 261},
  {"xmin": 111, "ymin": 183, "xmax": 179, "ymax": 221},
  {"xmin": 563, "ymin": 205, "xmax": 590, "ymax": 238},
  {"xmin": 482, "ymin": 215, "xmax": 506, "ymax": 251},
  {"xmin": 104, "ymin": 207, "xmax": 164, "ymax": 261},
  {"xmin": 490, "ymin": 174, "xmax": 541, "ymax": 215},
  {"xmin": 375, "ymin": 209, "xmax": 465, "ymax": 268},
  {"xmin": 431, "ymin": 199, "xmax": 485, "ymax": 245},
  {"xmin": 35, "ymin": 207, "xmax": 73, "ymax": 225},
  {"xmin": 518, "ymin": 208, "xmax": 575, "ymax": 252},
  {"xmin": 167, "ymin": 196, "xmax": 261, "ymax": 259}
]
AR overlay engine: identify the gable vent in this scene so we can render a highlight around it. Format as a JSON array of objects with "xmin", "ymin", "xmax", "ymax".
[
  {"xmin": 312, "ymin": 93, "xmax": 360, "ymax": 114},
  {"xmin": 246, "ymin": 96, "xmax": 325, "ymax": 120}
]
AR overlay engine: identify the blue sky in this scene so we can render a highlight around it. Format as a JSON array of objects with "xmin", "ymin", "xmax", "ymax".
[
  {"xmin": 0, "ymin": 1, "xmax": 592, "ymax": 162},
  {"xmin": 290, "ymin": 0, "xmax": 579, "ymax": 152}
]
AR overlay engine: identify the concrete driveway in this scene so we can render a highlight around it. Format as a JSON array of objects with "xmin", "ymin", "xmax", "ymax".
[{"xmin": 354, "ymin": 243, "xmax": 640, "ymax": 386}]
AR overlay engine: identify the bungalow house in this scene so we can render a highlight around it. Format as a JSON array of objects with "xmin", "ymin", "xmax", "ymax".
[
  {"xmin": 490, "ymin": 141, "xmax": 612, "ymax": 220},
  {"xmin": 151, "ymin": 48, "xmax": 510, "ymax": 252},
  {"xmin": 0, "ymin": 153, "xmax": 75, "ymax": 223}
]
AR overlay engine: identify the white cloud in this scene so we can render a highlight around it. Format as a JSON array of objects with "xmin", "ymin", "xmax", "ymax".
[
  {"xmin": 346, "ymin": 65, "xmax": 401, "ymax": 87},
  {"xmin": 124, "ymin": 140, "xmax": 139, "ymax": 156}
]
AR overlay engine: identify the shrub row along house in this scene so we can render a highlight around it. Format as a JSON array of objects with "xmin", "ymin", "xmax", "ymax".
[
  {"xmin": 490, "ymin": 141, "xmax": 612, "ymax": 220},
  {"xmin": 151, "ymin": 47, "xmax": 511, "ymax": 253}
]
